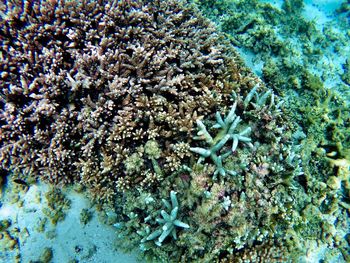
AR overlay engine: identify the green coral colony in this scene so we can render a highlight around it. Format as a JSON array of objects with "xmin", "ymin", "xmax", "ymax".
[{"xmin": 0, "ymin": 0, "xmax": 349, "ymax": 262}]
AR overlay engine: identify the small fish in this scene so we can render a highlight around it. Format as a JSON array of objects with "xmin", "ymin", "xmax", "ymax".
[{"xmin": 13, "ymin": 179, "xmax": 28, "ymax": 187}]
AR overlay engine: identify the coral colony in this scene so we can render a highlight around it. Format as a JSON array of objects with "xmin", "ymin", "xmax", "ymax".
[{"xmin": 1, "ymin": 0, "xmax": 349, "ymax": 262}]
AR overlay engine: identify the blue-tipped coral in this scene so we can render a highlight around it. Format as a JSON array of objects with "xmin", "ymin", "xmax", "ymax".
[
  {"xmin": 214, "ymin": 104, "xmax": 253, "ymax": 152},
  {"xmin": 242, "ymin": 84, "xmax": 284, "ymax": 113},
  {"xmin": 144, "ymin": 191, "xmax": 189, "ymax": 246},
  {"xmin": 244, "ymin": 84, "xmax": 271, "ymax": 109},
  {"xmin": 190, "ymin": 98, "xmax": 252, "ymax": 178}
]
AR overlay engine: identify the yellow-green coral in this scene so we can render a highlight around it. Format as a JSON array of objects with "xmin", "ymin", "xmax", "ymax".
[
  {"xmin": 145, "ymin": 140, "xmax": 162, "ymax": 159},
  {"xmin": 43, "ymin": 188, "xmax": 71, "ymax": 225},
  {"xmin": 124, "ymin": 152, "xmax": 144, "ymax": 175}
]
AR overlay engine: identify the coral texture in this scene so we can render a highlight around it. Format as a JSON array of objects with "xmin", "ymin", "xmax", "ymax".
[
  {"xmin": 113, "ymin": 88, "xmax": 307, "ymax": 261},
  {"xmin": 0, "ymin": 0, "xmax": 257, "ymax": 202},
  {"xmin": 191, "ymin": 1, "xmax": 350, "ymax": 262},
  {"xmin": 1, "ymin": 0, "xmax": 333, "ymax": 262},
  {"xmin": 143, "ymin": 190, "xmax": 189, "ymax": 246},
  {"xmin": 190, "ymin": 96, "xmax": 253, "ymax": 178}
]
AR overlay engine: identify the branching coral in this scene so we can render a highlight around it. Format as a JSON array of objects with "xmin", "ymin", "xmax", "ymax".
[
  {"xmin": 190, "ymin": 96, "xmax": 253, "ymax": 178},
  {"xmin": 144, "ymin": 191, "xmax": 189, "ymax": 246},
  {"xmin": 0, "ymin": 0, "xmax": 258, "ymax": 202},
  {"xmin": 243, "ymin": 84, "xmax": 277, "ymax": 110}
]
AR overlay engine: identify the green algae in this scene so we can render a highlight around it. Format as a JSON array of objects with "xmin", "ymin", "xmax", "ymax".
[
  {"xmin": 43, "ymin": 188, "xmax": 71, "ymax": 225},
  {"xmin": 80, "ymin": 208, "xmax": 93, "ymax": 226}
]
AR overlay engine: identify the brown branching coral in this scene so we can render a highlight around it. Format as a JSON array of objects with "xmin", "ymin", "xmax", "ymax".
[
  {"xmin": 0, "ymin": 0, "xmax": 258, "ymax": 203},
  {"xmin": 222, "ymin": 240, "xmax": 290, "ymax": 263}
]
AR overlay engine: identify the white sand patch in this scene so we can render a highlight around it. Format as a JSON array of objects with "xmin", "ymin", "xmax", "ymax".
[{"xmin": 0, "ymin": 181, "xmax": 140, "ymax": 263}]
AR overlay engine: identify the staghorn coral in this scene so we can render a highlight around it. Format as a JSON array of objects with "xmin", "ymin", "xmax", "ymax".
[
  {"xmin": 112, "ymin": 86, "xmax": 309, "ymax": 261},
  {"xmin": 190, "ymin": 95, "xmax": 253, "ymax": 178},
  {"xmin": 143, "ymin": 190, "xmax": 189, "ymax": 246},
  {"xmin": 0, "ymin": 0, "xmax": 258, "ymax": 203}
]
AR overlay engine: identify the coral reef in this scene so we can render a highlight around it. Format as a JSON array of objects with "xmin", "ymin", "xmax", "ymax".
[
  {"xmin": 190, "ymin": 96, "xmax": 253, "ymax": 178},
  {"xmin": 37, "ymin": 247, "xmax": 53, "ymax": 263},
  {"xmin": 1, "ymin": 0, "xmax": 349, "ymax": 262},
  {"xmin": 192, "ymin": 0, "xmax": 350, "ymax": 261},
  {"xmin": 43, "ymin": 188, "xmax": 71, "ymax": 225},
  {"xmin": 0, "ymin": 0, "xmax": 257, "ymax": 203},
  {"xmin": 113, "ymin": 86, "xmax": 310, "ymax": 261},
  {"xmin": 80, "ymin": 208, "xmax": 93, "ymax": 226}
]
